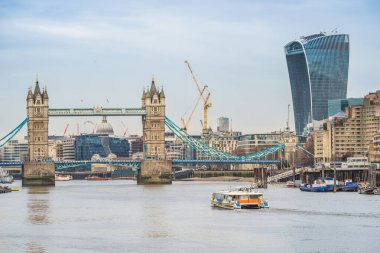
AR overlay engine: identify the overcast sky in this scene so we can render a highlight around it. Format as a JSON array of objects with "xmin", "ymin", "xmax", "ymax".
[{"xmin": 0, "ymin": 0, "xmax": 379, "ymax": 138}]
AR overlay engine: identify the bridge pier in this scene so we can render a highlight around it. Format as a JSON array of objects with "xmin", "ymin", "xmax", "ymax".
[
  {"xmin": 23, "ymin": 162, "xmax": 55, "ymax": 186},
  {"xmin": 137, "ymin": 160, "xmax": 173, "ymax": 184}
]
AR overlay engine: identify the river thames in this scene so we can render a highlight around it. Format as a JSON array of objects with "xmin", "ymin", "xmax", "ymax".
[{"xmin": 1, "ymin": 180, "xmax": 379, "ymax": 253}]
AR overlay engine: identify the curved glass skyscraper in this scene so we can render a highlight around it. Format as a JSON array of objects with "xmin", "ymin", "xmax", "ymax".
[{"xmin": 285, "ymin": 33, "xmax": 349, "ymax": 134}]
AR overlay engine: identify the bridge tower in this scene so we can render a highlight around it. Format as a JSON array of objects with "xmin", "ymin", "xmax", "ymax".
[
  {"xmin": 138, "ymin": 78, "xmax": 172, "ymax": 184},
  {"xmin": 23, "ymin": 79, "xmax": 55, "ymax": 186}
]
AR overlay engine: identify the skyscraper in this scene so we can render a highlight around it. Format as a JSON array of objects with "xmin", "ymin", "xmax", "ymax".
[
  {"xmin": 284, "ymin": 33, "xmax": 349, "ymax": 134},
  {"xmin": 217, "ymin": 117, "xmax": 229, "ymax": 132}
]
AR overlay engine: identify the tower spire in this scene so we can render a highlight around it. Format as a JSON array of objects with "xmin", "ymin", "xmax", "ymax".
[
  {"xmin": 33, "ymin": 76, "xmax": 42, "ymax": 98},
  {"xmin": 149, "ymin": 76, "xmax": 157, "ymax": 97}
]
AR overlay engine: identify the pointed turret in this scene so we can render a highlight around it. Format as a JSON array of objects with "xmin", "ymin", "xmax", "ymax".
[
  {"xmin": 27, "ymin": 87, "xmax": 33, "ymax": 100},
  {"xmin": 33, "ymin": 80, "xmax": 42, "ymax": 99},
  {"xmin": 42, "ymin": 87, "xmax": 49, "ymax": 100},
  {"xmin": 145, "ymin": 85, "xmax": 151, "ymax": 98},
  {"xmin": 149, "ymin": 79, "xmax": 158, "ymax": 97},
  {"xmin": 141, "ymin": 88, "xmax": 146, "ymax": 100},
  {"xmin": 159, "ymin": 87, "xmax": 165, "ymax": 99}
]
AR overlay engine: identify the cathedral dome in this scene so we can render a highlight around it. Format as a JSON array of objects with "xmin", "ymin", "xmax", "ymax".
[{"xmin": 96, "ymin": 116, "xmax": 114, "ymax": 135}]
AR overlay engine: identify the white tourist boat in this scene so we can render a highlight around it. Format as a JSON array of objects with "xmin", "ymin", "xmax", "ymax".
[
  {"xmin": 55, "ymin": 174, "xmax": 73, "ymax": 181},
  {"xmin": 0, "ymin": 168, "xmax": 14, "ymax": 184},
  {"xmin": 211, "ymin": 183, "xmax": 269, "ymax": 209}
]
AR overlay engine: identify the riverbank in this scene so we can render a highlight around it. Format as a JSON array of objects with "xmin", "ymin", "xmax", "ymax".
[{"xmin": 177, "ymin": 176, "xmax": 257, "ymax": 182}]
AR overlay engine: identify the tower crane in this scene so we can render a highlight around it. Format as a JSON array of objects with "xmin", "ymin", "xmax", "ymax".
[
  {"xmin": 181, "ymin": 86, "xmax": 207, "ymax": 132},
  {"xmin": 63, "ymin": 124, "xmax": 69, "ymax": 136},
  {"xmin": 184, "ymin": 60, "xmax": 212, "ymax": 135},
  {"xmin": 120, "ymin": 121, "xmax": 129, "ymax": 137}
]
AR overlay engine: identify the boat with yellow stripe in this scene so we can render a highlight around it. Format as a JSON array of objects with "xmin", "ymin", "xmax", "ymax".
[{"xmin": 211, "ymin": 184, "xmax": 269, "ymax": 210}]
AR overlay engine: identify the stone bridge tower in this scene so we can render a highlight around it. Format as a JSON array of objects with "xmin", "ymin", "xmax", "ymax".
[
  {"xmin": 23, "ymin": 79, "xmax": 55, "ymax": 186},
  {"xmin": 138, "ymin": 78, "xmax": 172, "ymax": 184}
]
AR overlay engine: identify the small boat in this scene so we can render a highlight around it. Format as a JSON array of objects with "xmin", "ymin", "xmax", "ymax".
[
  {"xmin": 300, "ymin": 177, "xmax": 344, "ymax": 192},
  {"xmin": 358, "ymin": 183, "xmax": 377, "ymax": 194},
  {"xmin": 341, "ymin": 180, "xmax": 358, "ymax": 192},
  {"xmin": 0, "ymin": 186, "xmax": 12, "ymax": 194},
  {"xmin": 85, "ymin": 176, "xmax": 109, "ymax": 181},
  {"xmin": 0, "ymin": 168, "xmax": 14, "ymax": 184},
  {"xmin": 211, "ymin": 183, "xmax": 269, "ymax": 209},
  {"xmin": 286, "ymin": 181, "xmax": 295, "ymax": 187},
  {"xmin": 55, "ymin": 174, "xmax": 72, "ymax": 181},
  {"xmin": 11, "ymin": 188, "xmax": 20, "ymax": 192}
]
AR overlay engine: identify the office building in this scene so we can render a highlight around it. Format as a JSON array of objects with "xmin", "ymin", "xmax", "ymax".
[
  {"xmin": 217, "ymin": 117, "xmax": 229, "ymax": 132},
  {"xmin": 285, "ymin": 33, "xmax": 349, "ymax": 134},
  {"xmin": 328, "ymin": 98, "xmax": 363, "ymax": 117},
  {"xmin": 75, "ymin": 134, "xmax": 130, "ymax": 160},
  {"xmin": 0, "ymin": 140, "xmax": 28, "ymax": 162},
  {"xmin": 313, "ymin": 91, "xmax": 380, "ymax": 162}
]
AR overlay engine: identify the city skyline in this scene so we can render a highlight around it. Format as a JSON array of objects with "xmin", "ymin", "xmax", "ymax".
[{"xmin": 0, "ymin": 0, "xmax": 379, "ymax": 138}]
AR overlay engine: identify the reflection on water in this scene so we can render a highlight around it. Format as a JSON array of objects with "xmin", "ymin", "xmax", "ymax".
[
  {"xmin": 142, "ymin": 186, "xmax": 170, "ymax": 239},
  {"xmin": 25, "ymin": 241, "xmax": 46, "ymax": 253},
  {"xmin": 27, "ymin": 187, "xmax": 50, "ymax": 225}
]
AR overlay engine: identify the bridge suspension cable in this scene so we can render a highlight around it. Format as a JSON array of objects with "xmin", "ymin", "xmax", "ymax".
[
  {"xmin": 165, "ymin": 116, "xmax": 284, "ymax": 160},
  {"xmin": 0, "ymin": 117, "xmax": 29, "ymax": 148}
]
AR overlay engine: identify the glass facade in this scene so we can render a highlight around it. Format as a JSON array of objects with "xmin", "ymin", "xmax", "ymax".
[
  {"xmin": 328, "ymin": 98, "xmax": 364, "ymax": 117},
  {"xmin": 217, "ymin": 117, "xmax": 230, "ymax": 132},
  {"xmin": 75, "ymin": 134, "xmax": 130, "ymax": 160},
  {"xmin": 285, "ymin": 33, "xmax": 349, "ymax": 134}
]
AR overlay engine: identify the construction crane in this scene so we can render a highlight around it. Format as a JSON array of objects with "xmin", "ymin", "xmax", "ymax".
[
  {"xmin": 181, "ymin": 86, "xmax": 207, "ymax": 132},
  {"xmin": 63, "ymin": 124, "xmax": 69, "ymax": 135},
  {"xmin": 120, "ymin": 121, "xmax": 129, "ymax": 137},
  {"xmin": 184, "ymin": 60, "xmax": 212, "ymax": 135}
]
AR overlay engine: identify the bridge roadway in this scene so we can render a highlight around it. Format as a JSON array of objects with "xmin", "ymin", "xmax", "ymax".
[{"xmin": 0, "ymin": 159, "xmax": 280, "ymax": 169}]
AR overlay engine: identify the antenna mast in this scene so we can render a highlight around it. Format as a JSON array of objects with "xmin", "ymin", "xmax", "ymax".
[{"xmin": 286, "ymin": 104, "xmax": 290, "ymax": 131}]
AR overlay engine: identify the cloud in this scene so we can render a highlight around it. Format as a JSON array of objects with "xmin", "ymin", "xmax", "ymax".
[{"xmin": 20, "ymin": 22, "xmax": 97, "ymax": 39}]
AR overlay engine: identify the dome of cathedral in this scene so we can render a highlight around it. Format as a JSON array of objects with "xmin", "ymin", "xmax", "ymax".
[{"xmin": 96, "ymin": 116, "xmax": 114, "ymax": 135}]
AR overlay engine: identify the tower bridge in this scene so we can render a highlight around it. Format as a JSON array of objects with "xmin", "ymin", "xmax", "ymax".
[
  {"xmin": 23, "ymin": 78, "xmax": 171, "ymax": 186},
  {"xmin": 0, "ymin": 77, "xmax": 287, "ymax": 186}
]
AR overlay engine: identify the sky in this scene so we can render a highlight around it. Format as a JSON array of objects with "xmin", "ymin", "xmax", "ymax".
[{"xmin": 0, "ymin": 0, "xmax": 379, "ymax": 138}]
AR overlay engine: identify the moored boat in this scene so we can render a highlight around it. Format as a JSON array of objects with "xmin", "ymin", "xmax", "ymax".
[
  {"xmin": 55, "ymin": 174, "xmax": 72, "ymax": 181},
  {"xmin": 211, "ymin": 183, "xmax": 269, "ymax": 209},
  {"xmin": 300, "ymin": 177, "xmax": 344, "ymax": 192},
  {"xmin": 85, "ymin": 176, "xmax": 109, "ymax": 181},
  {"xmin": 0, "ymin": 168, "xmax": 14, "ymax": 184},
  {"xmin": 0, "ymin": 186, "xmax": 12, "ymax": 194},
  {"xmin": 286, "ymin": 181, "xmax": 295, "ymax": 187},
  {"xmin": 341, "ymin": 180, "xmax": 358, "ymax": 192},
  {"xmin": 358, "ymin": 183, "xmax": 377, "ymax": 194}
]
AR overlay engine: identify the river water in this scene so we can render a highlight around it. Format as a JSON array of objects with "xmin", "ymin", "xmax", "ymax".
[{"xmin": 1, "ymin": 180, "xmax": 379, "ymax": 253}]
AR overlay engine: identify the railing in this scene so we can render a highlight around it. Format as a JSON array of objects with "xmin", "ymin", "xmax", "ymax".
[{"xmin": 48, "ymin": 108, "xmax": 146, "ymax": 116}]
